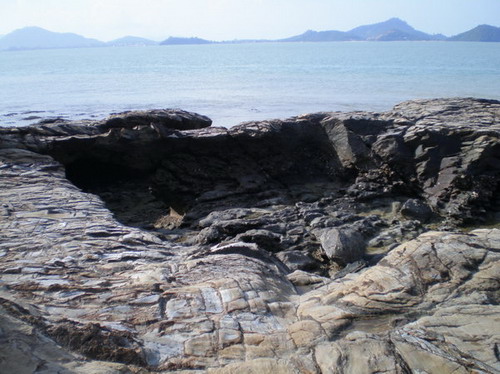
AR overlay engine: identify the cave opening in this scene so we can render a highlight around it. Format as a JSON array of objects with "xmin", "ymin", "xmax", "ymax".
[
  {"xmin": 65, "ymin": 158, "xmax": 149, "ymax": 191},
  {"xmin": 491, "ymin": 182, "xmax": 500, "ymax": 224},
  {"xmin": 64, "ymin": 158, "xmax": 184, "ymax": 231}
]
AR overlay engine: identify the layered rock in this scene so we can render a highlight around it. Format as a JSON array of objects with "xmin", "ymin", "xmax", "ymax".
[{"xmin": 0, "ymin": 98, "xmax": 499, "ymax": 373}]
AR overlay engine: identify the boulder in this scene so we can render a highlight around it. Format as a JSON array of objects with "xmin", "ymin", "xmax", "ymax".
[
  {"xmin": 400, "ymin": 198, "xmax": 433, "ymax": 222},
  {"xmin": 314, "ymin": 227, "xmax": 366, "ymax": 264}
]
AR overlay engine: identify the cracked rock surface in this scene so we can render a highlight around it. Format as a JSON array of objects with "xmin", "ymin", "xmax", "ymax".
[{"xmin": 0, "ymin": 98, "xmax": 499, "ymax": 373}]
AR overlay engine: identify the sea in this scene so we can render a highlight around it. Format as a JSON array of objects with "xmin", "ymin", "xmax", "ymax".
[{"xmin": 1, "ymin": 41, "xmax": 499, "ymax": 128}]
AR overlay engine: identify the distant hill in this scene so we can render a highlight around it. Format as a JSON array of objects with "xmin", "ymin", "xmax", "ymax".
[
  {"xmin": 0, "ymin": 26, "xmax": 104, "ymax": 50},
  {"xmin": 1, "ymin": 20, "xmax": 499, "ymax": 51},
  {"xmin": 375, "ymin": 29, "xmax": 445, "ymax": 41},
  {"xmin": 348, "ymin": 18, "xmax": 443, "ymax": 41},
  {"xmin": 160, "ymin": 37, "xmax": 212, "ymax": 45},
  {"xmin": 280, "ymin": 30, "xmax": 361, "ymax": 42},
  {"xmin": 449, "ymin": 25, "xmax": 500, "ymax": 42},
  {"xmin": 107, "ymin": 36, "xmax": 158, "ymax": 46},
  {"xmin": 277, "ymin": 18, "xmax": 446, "ymax": 43}
]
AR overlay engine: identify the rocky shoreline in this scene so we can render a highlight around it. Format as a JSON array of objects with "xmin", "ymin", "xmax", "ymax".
[{"xmin": 1, "ymin": 98, "xmax": 499, "ymax": 373}]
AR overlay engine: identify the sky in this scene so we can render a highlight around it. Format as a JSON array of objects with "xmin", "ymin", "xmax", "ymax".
[{"xmin": 1, "ymin": 0, "xmax": 499, "ymax": 41}]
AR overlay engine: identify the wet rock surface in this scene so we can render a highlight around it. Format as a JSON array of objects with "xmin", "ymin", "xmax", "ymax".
[{"xmin": 0, "ymin": 98, "xmax": 499, "ymax": 373}]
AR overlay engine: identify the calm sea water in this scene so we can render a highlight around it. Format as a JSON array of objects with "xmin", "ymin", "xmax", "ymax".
[{"xmin": 1, "ymin": 42, "xmax": 499, "ymax": 127}]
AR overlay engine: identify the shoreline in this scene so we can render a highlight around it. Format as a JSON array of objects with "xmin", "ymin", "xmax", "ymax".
[
  {"xmin": 0, "ymin": 100, "xmax": 396, "ymax": 129},
  {"xmin": 0, "ymin": 96, "xmax": 482, "ymax": 129}
]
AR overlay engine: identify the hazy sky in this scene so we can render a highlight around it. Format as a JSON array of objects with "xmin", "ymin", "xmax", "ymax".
[{"xmin": 1, "ymin": 0, "xmax": 499, "ymax": 41}]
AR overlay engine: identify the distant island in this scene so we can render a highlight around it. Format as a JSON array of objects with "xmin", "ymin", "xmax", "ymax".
[
  {"xmin": 0, "ymin": 26, "xmax": 103, "ymax": 50},
  {"xmin": 449, "ymin": 24, "xmax": 500, "ymax": 42},
  {"xmin": 160, "ymin": 36, "xmax": 212, "ymax": 45},
  {"xmin": 278, "ymin": 18, "xmax": 447, "ymax": 43},
  {"xmin": 106, "ymin": 36, "xmax": 158, "ymax": 47},
  {"xmin": 1, "ymin": 18, "xmax": 499, "ymax": 51}
]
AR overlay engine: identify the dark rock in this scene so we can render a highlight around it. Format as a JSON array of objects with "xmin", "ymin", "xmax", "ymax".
[
  {"xmin": 400, "ymin": 198, "xmax": 433, "ymax": 222},
  {"xmin": 102, "ymin": 109, "xmax": 212, "ymax": 131},
  {"xmin": 368, "ymin": 219, "xmax": 424, "ymax": 249},
  {"xmin": 277, "ymin": 250, "xmax": 319, "ymax": 272},
  {"xmin": 235, "ymin": 229, "xmax": 283, "ymax": 253},
  {"xmin": 321, "ymin": 116, "xmax": 372, "ymax": 172},
  {"xmin": 48, "ymin": 322, "xmax": 146, "ymax": 366},
  {"xmin": 314, "ymin": 227, "xmax": 366, "ymax": 264},
  {"xmin": 331, "ymin": 259, "xmax": 368, "ymax": 279},
  {"xmin": 197, "ymin": 226, "xmax": 223, "ymax": 245}
]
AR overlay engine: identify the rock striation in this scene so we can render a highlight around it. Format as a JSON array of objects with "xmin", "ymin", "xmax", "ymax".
[{"xmin": 0, "ymin": 98, "xmax": 499, "ymax": 373}]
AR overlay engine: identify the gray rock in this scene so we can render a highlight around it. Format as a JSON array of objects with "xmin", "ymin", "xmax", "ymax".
[
  {"xmin": 1, "ymin": 100, "xmax": 500, "ymax": 373},
  {"xmin": 277, "ymin": 250, "xmax": 318, "ymax": 272},
  {"xmin": 235, "ymin": 229, "xmax": 283, "ymax": 253},
  {"xmin": 102, "ymin": 109, "xmax": 212, "ymax": 130},
  {"xmin": 314, "ymin": 227, "xmax": 366, "ymax": 264},
  {"xmin": 400, "ymin": 198, "xmax": 433, "ymax": 222}
]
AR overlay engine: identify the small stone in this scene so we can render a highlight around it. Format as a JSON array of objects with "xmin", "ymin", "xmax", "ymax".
[{"xmin": 400, "ymin": 199, "xmax": 433, "ymax": 222}]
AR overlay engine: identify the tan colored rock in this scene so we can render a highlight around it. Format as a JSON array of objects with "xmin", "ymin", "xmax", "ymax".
[
  {"xmin": 208, "ymin": 358, "xmax": 300, "ymax": 374},
  {"xmin": 288, "ymin": 320, "xmax": 325, "ymax": 347},
  {"xmin": 393, "ymin": 336, "xmax": 470, "ymax": 374},
  {"xmin": 243, "ymin": 333, "xmax": 265, "ymax": 346},
  {"xmin": 315, "ymin": 335, "xmax": 404, "ymax": 374},
  {"xmin": 218, "ymin": 344, "xmax": 245, "ymax": 361}
]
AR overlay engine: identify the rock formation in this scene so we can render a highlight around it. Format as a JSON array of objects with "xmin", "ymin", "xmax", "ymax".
[{"xmin": 0, "ymin": 98, "xmax": 499, "ymax": 373}]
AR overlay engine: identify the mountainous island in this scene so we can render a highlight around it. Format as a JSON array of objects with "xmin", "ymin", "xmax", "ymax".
[
  {"xmin": 0, "ymin": 18, "xmax": 499, "ymax": 50},
  {"xmin": 282, "ymin": 18, "xmax": 447, "ymax": 42},
  {"xmin": 449, "ymin": 24, "xmax": 500, "ymax": 42},
  {"xmin": 1, "ymin": 98, "xmax": 499, "ymax": 372},
  {"xmin": 160, "ymin": 36, "xmax": 212, "ymax": 45},
  {"xmin": 0, "ymin": 26, "xmax": 103, "ymax": 50}
]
